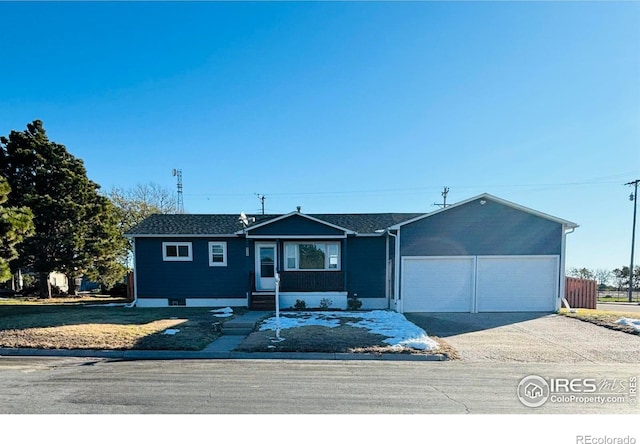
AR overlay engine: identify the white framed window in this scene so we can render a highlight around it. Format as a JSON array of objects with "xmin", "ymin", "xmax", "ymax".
[
  {"xmin": 208, "ymin": 241, "xmax": 227, "ymax": 267},
  {"xmin": 162, "ymin": 242, "xmax": 193, "ymax": 261},
  {"xmin": 284, "ymin": 242, "xmax": 341, "ymax": 271}
]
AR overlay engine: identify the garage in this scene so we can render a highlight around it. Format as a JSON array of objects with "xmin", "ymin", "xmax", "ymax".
[
  {"xmin": 400, "ymin": 255, "xmax": 559, "ymax": 313},
  {"xmin": 391, "ymin": 194, "xmax": 577, "ymax": 314}
]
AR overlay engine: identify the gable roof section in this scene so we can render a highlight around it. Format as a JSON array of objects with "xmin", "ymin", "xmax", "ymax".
[
  {"xmin": 126, "ymin": 212, "xmax": 424, "ymax": 237},
  {"xmin": 238, "ymin": 212, "xmax": 355, "ymax": 235},
  {"xmin": 388, "ymin": 193, "xmax": 579, "ymax": 230}
]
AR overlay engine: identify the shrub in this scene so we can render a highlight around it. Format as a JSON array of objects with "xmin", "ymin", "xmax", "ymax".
[
  {"xmin": 108, "ymin": 283, "xmax": 128, "ymax": 297},
  {"xmin": 293, "ymin": 299, "xmax": 306, "ymax": 310},
  {"xmin": 319, "ymin": 298, "xmax": 333, "ymax": 310},
  {"xmin": 347, "ymin": 296, "xmax": 362, "ymax": 310}
]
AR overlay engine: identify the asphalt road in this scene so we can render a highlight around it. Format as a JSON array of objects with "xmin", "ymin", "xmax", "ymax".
[
  {"xmin": 597, "ymin": 302, "xmax": 640, "ymax": 312},
  {"xmin": 0, "ymin": 357, "xmax": 637, "ymax": 415}
]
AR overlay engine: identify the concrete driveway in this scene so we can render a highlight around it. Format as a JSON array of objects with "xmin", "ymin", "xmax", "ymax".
[{"xmin": 405, "ymin": 312, "xmax": 640, "ymax": 363}]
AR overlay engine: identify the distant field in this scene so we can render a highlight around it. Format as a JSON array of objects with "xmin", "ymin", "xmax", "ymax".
[{"xmin": 597, "ymin": 291, "xmax": 640, "ymax": 303}]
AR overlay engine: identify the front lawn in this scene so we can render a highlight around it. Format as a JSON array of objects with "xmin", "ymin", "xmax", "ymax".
[
  {"xmin": 0, "ymin": 296, "xmax": 242, "ymax": 350},
  {"xmin": 235, "ymin": 310, "xmax": 455, "ymax": 357}
]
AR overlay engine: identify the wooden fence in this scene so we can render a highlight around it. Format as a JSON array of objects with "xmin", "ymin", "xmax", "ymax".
[{"xmin": 565, "ymin": 277, "xmax": 597, "ymax": 309}]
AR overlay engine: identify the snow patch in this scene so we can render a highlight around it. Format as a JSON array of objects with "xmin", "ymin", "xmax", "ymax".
[
  {"xmin": 163, "ymin": 329, "xmax": 180, "ymax": 335},
  {"xmin": 211, "ymin": 307, "xmax": 234, "ymax": 317},
  {"xmin": 210, "ymin": 307, "xmax": 233, "ymax": 313},
  {"xmin": 259, "ymin": 312, "xmax": 340, "ymax": 330},
  {"xmin": 616, "ymin": 318, "xmax": 640, "ymax": 331},
  {"xmin": 345, "ymin": 311, "xmax": 439, "ymax": 351}
]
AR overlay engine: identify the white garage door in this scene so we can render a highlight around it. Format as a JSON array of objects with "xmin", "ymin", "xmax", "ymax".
[
  {"xmin": 401, "ymin": 257, "xmax": 475, "ymax": 312},
  {"xmin": 476, "ymin": 256, "xmax": 559, "ymax": 312},
  {"xmin": 401, "ymin": 255, "xmax": 559, "ymax": 312}
]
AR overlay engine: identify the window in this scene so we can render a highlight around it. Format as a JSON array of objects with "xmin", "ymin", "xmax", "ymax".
[
  {"xmin": 163, "ymin": 242, "xmax": 192, "ymax": 261},
  {"xmin": 208, "ymin": 242, "xmax": 227, "ymax": 267},
  {"xmin": 284, "ymin": 242, "xmax": 341, "ymax": 271}
]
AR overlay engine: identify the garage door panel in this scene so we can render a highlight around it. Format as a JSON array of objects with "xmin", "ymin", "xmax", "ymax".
[
  {"xmin": 476, "ymin": 256, "xmax": 558, "ymax": 312},
  {"xmin": 402, "ymin": 257, "xmax": 474, "ymax": 312}
]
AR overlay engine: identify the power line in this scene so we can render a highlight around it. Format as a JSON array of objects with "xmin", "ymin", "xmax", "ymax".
[{"xmin": 183, "ymin": 172, "xmax": 640, "ymax": 200}]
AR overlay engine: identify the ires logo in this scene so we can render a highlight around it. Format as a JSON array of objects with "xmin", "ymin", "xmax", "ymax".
[
  {"xmin": 549, "ymin": 378, "xmax": 597, "ymax": 393},
  {"xmin": 516, "ymin": 375, "xmax": 624, "ymax": 408}
]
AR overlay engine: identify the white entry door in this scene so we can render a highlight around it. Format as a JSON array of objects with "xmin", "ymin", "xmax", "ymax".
[{"xmin": 255, "ymin": 243, "xmax": 277, "ymax": 291}]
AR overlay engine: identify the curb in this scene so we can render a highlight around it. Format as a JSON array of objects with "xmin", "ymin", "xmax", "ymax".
[{"xmin": 0, "ymin": 347, "xmax": 448, "ymax": 362}]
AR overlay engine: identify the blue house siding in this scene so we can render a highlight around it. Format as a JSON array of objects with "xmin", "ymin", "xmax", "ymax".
[
  {"xmin": 346, "ymin": 236, "xmax": 387, "ymax": 299},
  {"xmin": 135, "ymin": 237, "xmax": 248, "ymax": 299},
  {"xmin": 400, "ymin": 198, "xmax": 563, "ymax": 257},
  {"xmin": 248, "ymin": 214, "xmax": 346, "ymax": 236}
]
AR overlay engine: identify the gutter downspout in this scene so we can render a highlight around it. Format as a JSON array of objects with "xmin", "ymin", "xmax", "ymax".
[
  {"xmin": 558, "ymin": 226, "xmax": 576, "ymax": 311},
  {"xmin": 386, "ymin": 229, "xmax": 400, "ymax": 312}
]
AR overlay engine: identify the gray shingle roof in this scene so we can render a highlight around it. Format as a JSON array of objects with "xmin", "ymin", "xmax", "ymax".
[{"xmin": 125, "ymin": 212, "xmax": 424, "ymax": 236}]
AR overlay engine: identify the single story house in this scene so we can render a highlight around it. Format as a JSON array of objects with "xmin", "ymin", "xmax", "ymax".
[{"xmin": 125, "ymin": 193, "xmax": 578, "ymax": 313}]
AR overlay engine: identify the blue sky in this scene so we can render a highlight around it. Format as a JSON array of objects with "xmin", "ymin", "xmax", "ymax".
[{"xmin": 1, "ymin": 1, "xmax": 638, "ymax": 273}]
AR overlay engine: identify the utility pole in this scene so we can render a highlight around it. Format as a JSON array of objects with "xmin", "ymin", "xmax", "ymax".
[
  {"xmin": 172, "ymin": 169, "xmax": 184, "ymax": 213},
  {"xmin": 256, "ymin": 194, "xmax": 266, "ymax": 215},
  {"xmin": 433, "ymin": 187, "xmax": 450, "ymax": 208},
  {"xmin": 625, "ymin": 179, "xmax": 639, "ymax": 303}
]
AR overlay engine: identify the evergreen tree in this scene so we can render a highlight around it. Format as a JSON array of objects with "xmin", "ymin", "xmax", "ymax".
[
  {"xmin": 0, "ymin": 120, "xmax": 127, "ymax": 297},
  {"xmin": 0, "ymin": 178, "xmax": 34, "ymax": 282}
]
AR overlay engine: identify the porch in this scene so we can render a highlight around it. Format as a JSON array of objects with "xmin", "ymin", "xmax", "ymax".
[{"xmin": 248, "ymin": 271, "xmax": 346, "ymax": 310}]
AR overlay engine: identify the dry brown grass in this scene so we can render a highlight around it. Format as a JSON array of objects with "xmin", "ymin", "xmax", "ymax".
[
  {"xmin": 0, "ymin": 319, "xmax": 185, "ymax": 349},
  {"xmin": 559, "ymin": 308, "xmax": 640, "ymax": 336},
  {"xmin": 0, "ymin": 296, "xmax": 240, "ymax": 350}
]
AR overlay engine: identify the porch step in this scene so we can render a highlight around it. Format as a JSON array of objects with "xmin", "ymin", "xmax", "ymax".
[{"xmin": 250, "ymin": 292, "xmax": 276, "ymax": 311}]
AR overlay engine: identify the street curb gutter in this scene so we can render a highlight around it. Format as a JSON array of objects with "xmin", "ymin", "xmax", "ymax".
[{"xmin": 0, "ymin": 348, "xmax": 448, "ymax": 361}]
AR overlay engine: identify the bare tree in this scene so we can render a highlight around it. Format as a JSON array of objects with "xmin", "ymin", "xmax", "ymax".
[
  {"xmin": 567, "ymin": 267, "xmax": 594, "ymax": 280},
  {"xmin": 593, "ymin": 268, "xmax": 612, "ymax": 288},
  {"xmin": 108, "ymin": 183, "xmax": 180, "ymax": 233}
]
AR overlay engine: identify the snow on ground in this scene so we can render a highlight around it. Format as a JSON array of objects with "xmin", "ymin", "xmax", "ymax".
[
  {"xmin": 163, "ymin": 329, "xmax": 180, "ymax": 335},
  {"xmin": 259, "ymin": 312, "xmax": 340, "ymax": 330},
  {"xmin": 259, "ymin": 310, "xmax": 439, "ymax": 351},
  {"xmin": 211, "ymin": 307, "xmax": 234, "ymax": 318},
  {"xmin": 616, "ymin": 318, "xmax": 640, "ymax": 331}
]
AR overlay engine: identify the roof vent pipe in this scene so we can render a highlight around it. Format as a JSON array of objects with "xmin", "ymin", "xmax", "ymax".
[{"xmin": 297, "ymin": 206, "xmax": 301, "ymax": 213}]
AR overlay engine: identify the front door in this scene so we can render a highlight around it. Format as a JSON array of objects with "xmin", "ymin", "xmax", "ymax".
[{"xmin": 255, "ymin": 243, "xmax": 277, "ymax": 291}]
